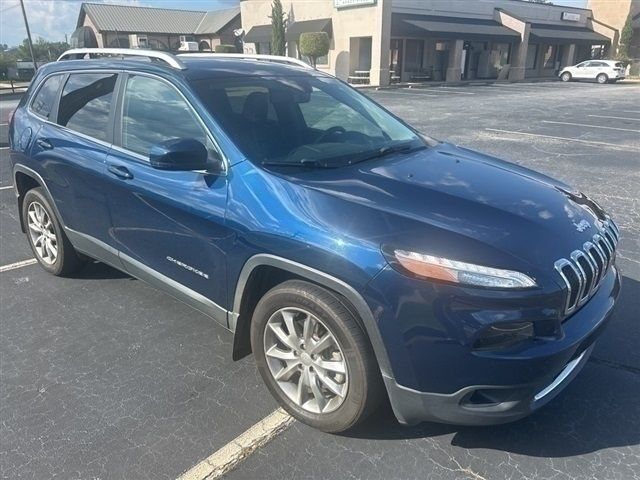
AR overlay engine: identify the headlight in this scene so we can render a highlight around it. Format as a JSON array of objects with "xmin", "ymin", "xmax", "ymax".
[{"xmin": 392, "ymin": 249, "xmax": 537, "ymax": 289}]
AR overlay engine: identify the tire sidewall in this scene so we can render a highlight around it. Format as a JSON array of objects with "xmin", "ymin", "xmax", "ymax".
[
  {"xmin": 22, "ymin": 188, "xmax": 66, "ymax": 275},
  {"xmin": 251, "ymin": 285, "xmax": 371, "ymax": 432},
  {"xmin": 597, "ymin": 73, "xmax": 608, "ymax": 84}
]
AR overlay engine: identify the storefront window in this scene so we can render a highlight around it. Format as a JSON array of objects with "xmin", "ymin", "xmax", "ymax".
[
  {"xmin": 405, "ymin": 40, "xmax": 425, "ymax": 72},
  {"xmin": 493, "ymin": 43, "xmax": 511, "ymax": 67},
  {"xmin": 257, "ymin": 42, "xmax": 271, "ymax": 55},
  {"xmin": 542, "ymin": 45, "xmax": 557, "ymax": 69},
  {"xmin": 526, "ymin": 44, "xmax": 538, "ymax": 69}
]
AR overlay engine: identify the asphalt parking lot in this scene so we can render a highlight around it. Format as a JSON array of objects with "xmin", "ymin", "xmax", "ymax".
[{"xmin": 1, "ymin": 80, "xmax": 639, "ymax": 480}]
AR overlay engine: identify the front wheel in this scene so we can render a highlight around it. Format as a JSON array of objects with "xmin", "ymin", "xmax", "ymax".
[
  {"xmin": 22, "ymin": 187, "xmax": 84, "ymax": 276},
  {"xmin": 251, "ymin": 280, "xmax": 383, "ymax": 432},
  {"xmin": 597, "ymin": 73, "xmax": 608, "ymax": 84},
  {"xmin": 561, "ymin": 72, "xmax": 572, "ymax": 82}
]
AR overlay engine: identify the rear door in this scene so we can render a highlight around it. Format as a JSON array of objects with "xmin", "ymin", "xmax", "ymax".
[
  {"xmin": 29, "ymin": 71, "xmax": 120, "ymax": 263},
  {"xmin": 104, "ymin": 72, "xmax": 230, "ymax": 325}
]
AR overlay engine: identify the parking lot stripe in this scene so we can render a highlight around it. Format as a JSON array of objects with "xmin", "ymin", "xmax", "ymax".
[
  {"xmin": 0, "ymin": 147, "xmax": 9, "ymax": 150},
  {"xmin": 485, "ymin": 128, "xmax": 639, "ymax": 151},
  {"xmin": 177, "ymin": 408, "xmax": 294, "ymax": 480},
  {"xmin": 0, "ymin": 258, "xmax": 37, "ymax": 273},
  {"xmin": 0, "ymin": 185, "xmax": 14, "ymax": 190},
  {"xmin": 588, "ymin": 114, "xmax": 640, "ymax": 122},
  {"xmin": 542, "ymin": 120, "xmax": 640, "ymax": 133}
]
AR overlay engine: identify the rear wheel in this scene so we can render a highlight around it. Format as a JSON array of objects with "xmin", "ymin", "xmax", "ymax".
[
  {"xmin": 561, "ymin": 72, "xmax": 572, "ymax": 82},
  {"xmin": 597, "ymin": 73, "xmax": 608, "ymax": 84},
  {"xmin": 251, "ymin": 280, "xmax": 382, "ymax": 432},
  {"xmin": 22, "ymin": 188, "xmax": 84, "ymax": 276}
]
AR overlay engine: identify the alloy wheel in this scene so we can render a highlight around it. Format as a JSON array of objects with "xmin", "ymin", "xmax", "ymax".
[
  {"xmin": 27, "ymin": 201, "xmax": 58, "ymax": 265},
  {"xmin": 263, "ymin": 307, "xmax": 348, "ymax": 414}
]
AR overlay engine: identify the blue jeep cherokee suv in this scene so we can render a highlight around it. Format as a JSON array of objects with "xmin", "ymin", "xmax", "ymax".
[{"xmin": 9, "ymin": 50, "xmax": 621, "ymax": 432}]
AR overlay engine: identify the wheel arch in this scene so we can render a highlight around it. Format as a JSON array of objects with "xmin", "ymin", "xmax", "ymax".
[
  {"xmin": 231, "ymin": 254, "xmax": 393, "ymax": 378},
  {"xmin": 13, "ymin": 165, "xmax": 59, "ymax": 233}
]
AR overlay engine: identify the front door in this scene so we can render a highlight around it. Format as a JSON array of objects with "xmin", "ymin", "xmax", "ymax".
[{"xmin": 104, "ymin": 73, "xmax": 230, "ymax": 325}]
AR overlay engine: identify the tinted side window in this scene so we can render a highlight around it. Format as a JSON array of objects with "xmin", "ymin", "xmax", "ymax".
[
  {"xmin": 31, "ymin": 75, "xmax": 63, "ymax": 119},
  {"xmin": 121, "ymin": 75, "xmax": 211, "ymax": 157},
  {"xmin": 57, "ymin": 73, "xmax": 117, "ymax": 142}
]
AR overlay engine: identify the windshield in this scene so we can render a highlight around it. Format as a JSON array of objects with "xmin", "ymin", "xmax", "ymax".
[{"xmin": 191, "ymin": 75, "xmax": 424, "ymax": 168}]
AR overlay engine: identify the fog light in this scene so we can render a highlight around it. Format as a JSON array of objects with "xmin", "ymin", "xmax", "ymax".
[{"xmin": 473, "ymin": 322, "xmax": 535, "ymax": 350}]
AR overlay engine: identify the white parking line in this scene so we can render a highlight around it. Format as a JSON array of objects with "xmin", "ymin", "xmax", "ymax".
[
  {"xmin": 435, "ymin": 86, "xmax": 476, "ymax": 95},
  {"xmin": 542, "ymin": 120, "xmax": 640, "ymax": 133},
  {"xmin": 588, "ymin": 114, "xmax": 640, "ymax": 122},
  {"xmin": 0, "ymin": 147, "xmax": 9, "ymax": 150},
  {"xmin": 0, "ymin": 258, "xmax": 37, "ymax": 273},
  {"xmin": 620, "ymin": 110, "xmax": 640, "ymax": 114},
  {"xmin": 485, "ymin": 128, "xmax": 639, "ymax": 151},
  {"xmin": 0, "ymin": 185, "xmax": 14, "ymax": 191},
  {"xmin": 177, "ymin": 408, "xmax": 294, "ymax": 480}
]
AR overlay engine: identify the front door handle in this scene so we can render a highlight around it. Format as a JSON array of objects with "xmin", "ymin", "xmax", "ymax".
[
  {"xmin": 35, "ymin": 138, "xmax": 53, "ymax": 150},
  {"xmin": 107, "ymin": 164, "xmax": 133, "ymax": 180}
]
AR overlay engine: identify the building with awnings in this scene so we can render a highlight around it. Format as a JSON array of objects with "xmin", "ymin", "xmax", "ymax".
[{"xmin": 240, "ymin": 0, "xmax": 618, "ymax": 86}]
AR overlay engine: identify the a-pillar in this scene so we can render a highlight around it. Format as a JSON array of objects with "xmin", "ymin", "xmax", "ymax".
[
  {"xmin": 445, "ymin": 40, "xmax": 464, "ymax": 82},
  {"xmin": 370, "ymin": 0, "xmax": 392, "ymax": 87}
]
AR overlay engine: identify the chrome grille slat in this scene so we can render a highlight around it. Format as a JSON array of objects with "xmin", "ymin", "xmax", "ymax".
[{"xmin": 554, "ymin": 221, "xmax": 619, "ymax": 316}]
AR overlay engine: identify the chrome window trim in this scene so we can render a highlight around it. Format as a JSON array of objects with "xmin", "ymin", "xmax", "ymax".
[
  {"xmin": 27, "ymin": 69, "xmax": 122, "ymax": 149},
  {"xmin": 117, "ymin": 70, "xmax": 229, "ymax": 174}
]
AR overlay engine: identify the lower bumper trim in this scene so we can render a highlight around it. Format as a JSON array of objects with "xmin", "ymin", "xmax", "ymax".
[{"xmin": 384, "ymin": 344, "xmax": 594, "ymax": 426}]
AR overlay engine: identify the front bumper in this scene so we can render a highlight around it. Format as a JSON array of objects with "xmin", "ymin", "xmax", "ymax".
[{"xmin": 371, "ymin": 266, "xmax": 620, "ymax": 426}]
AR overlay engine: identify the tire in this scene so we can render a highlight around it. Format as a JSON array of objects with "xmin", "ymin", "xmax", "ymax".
[
  {"xmin": 560, "ymin": 72, "xmax": 572, "ymax": 82},
  {"xmin": 22, "ymin": 187, "xmax": 84, "ymax": 276},
  {"xmin": 597, "ymin": 73, "xmax": 608, "ymax": 84},
  {"xmin": 251, "ymin": 280, "xmax": 383, "ymax": 432}
]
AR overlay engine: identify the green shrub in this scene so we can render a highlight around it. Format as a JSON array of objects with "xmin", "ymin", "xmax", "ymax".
[
  {"xmin": 215, "ymin": 44, "xmax": 237, "ymax": 53},
  {"xmin": 299, "ymin": 32, "xmax": 330, "ymax": 68}
]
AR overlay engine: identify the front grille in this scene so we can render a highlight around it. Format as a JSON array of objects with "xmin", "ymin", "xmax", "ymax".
[{"xmin": 554, "ymin": 218, "xmax": 619, "ymax": 316}]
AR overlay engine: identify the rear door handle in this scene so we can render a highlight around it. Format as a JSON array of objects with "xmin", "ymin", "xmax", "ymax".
[
  {"xmin": 107, "ymin": 164, "xmax": 133, "ymax": 180},
  {"xmin": 35, "ymin": 138, "xmax": 53, "ymax": 150}
]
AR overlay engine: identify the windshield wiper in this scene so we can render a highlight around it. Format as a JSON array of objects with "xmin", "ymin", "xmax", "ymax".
[
  {"xmin": 349, "ymin": 143, "xmax": 426, "ymax": 165},
  {"xmin": 261, "ymin": 159, "xmax": 332, "ymax": 168}
]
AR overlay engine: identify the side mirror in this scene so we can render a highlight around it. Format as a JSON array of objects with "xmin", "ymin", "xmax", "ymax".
[{"xmin": 149, "ymin": 138, "xmax": 223, "ymax": 172}]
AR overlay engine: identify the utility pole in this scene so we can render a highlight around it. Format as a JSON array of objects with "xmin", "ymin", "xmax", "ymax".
[{"xmin": 19, "ymin": 0, "xmax": 37, "ymax": 71}]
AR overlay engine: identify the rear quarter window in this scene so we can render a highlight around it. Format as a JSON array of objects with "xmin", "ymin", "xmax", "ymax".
[{"xmin": 30, "ymin": 75, "xmax": 63, "ymax": 119}]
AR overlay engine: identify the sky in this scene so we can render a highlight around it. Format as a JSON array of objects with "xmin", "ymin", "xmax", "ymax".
[{"xmin": 0, "ymin": 0, "xmax": 588, "ymax": 48}]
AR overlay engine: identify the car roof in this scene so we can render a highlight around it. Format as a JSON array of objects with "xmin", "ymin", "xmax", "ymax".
[{"xmin": 37, "ymin": 56, "xmax": 324, "ymax": 81}]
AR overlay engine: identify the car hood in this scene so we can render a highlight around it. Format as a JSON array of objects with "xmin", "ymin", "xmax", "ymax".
[{"xmin": 280, "ymin": 143, "xmax": 609, "ymax": 280}]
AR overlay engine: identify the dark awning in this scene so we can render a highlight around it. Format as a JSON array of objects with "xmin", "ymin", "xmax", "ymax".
[
  {"xmin": 286, "ymin": 18, "xmax": 332, "ymax": 41},
  {"xmin": 244, "ymin": 24, "xmax": 271, "ymax": 43},
  {"xmin": 529, "ymin": 25, "xmax": 610, "ymax": 44},
  {"xmin": 392, "ymin": 14, "xmax": 519, "ymax": 42}
]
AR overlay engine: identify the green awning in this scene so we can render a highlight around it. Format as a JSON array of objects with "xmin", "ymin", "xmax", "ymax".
[
  {"xmin": 286, "ymin": 18, "xmax": 332, "ymax": 41},
  {"xmin": 244, "ymin": 24, "xmax": 272, "ymax": 43},
  {"xmin": 529, "ymin": 25, "xmax": 610, "ymax": 44},
  {"xmin": 392, "ymin": 14, "xmax": 520, "ymax": 42}
]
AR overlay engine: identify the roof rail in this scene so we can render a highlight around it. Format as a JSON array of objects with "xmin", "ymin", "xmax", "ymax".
[
  {"xmin": 57, "ymin": 48, "xmax": 186, "ymax": 70},
  {"xmin": 177, "ymin": 53, "xmax": 314, "ymax": 70}
]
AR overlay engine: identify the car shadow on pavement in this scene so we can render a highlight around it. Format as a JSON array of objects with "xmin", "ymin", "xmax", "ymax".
[
  {"xmin": 343, "ymin": 275, "xmax": 640, "ymax": 458},
  {"xmin": 67, "ymin": 259, "xmax": 132, "ymax": 280}
]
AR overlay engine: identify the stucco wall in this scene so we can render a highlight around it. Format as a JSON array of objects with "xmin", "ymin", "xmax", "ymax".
[{"xmin": 240, "ymin": 0, "xmax": 388, "ymax": 82}]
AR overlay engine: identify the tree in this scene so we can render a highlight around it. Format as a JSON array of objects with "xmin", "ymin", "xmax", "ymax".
[
  {"xmin": 270, "ymin": 0, "xmax": 286, "ymax": 56},
  {"xmin": 299, "ymin": 32, "xmax": 330, "ymax": 69},
  {"xmin": 617, "ymin": 12, "xmax": 633, "ymax": 62},
  {"xmin": 17, "ymin": 38, "xmax": 69, "ymax": 62}
]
